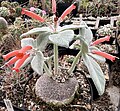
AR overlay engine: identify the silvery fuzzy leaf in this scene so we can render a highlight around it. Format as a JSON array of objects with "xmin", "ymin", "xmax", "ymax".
[
  {"xmin": 82, "ymin": 54, "xmax": 105, "ymax": 95},
  {"xmin": 21, "ymin": 38, "xmax": 35, "ymax": 47},
  {"xmin": 79, "ymin": 27, "xmax": 85, "ymax": 37},
  {"xmin": 89, "ymin": 46, "xmax": 100, "ymax": 51},
  {"xmin": 84, "ymin": 27, "xmax": 93, "ymax": 45},
  {"xmin": 20, "ymin": 27, "xmax": 52, "ymax": 38},
  {"xmin": 35, "ymin": 32, "xmax": 50, "ymax": 51},
  {"xmin": 80, "ymin": 21, "xmax": 93, "ymax": 45},
  {"xmin": 59, "ymin": 23, "xmax": 86, "ymax": 32},
  {"xmin": 79, "ymin": 37, "xmax": 88, "ymax": 53},
  {"xmin": 88, "ymin": 53, "xmax": 106, "ymax": 63},
  {"xmin": 31, "ymin": 51, "xmax": 44, "ymax": 75},
  {"xmin": 21, "ymin": 38, "xmax": 35, "ymax": 48},
  {"xmin": 49, "ymin": 30, "xmax": 74, "ymax": 48}
]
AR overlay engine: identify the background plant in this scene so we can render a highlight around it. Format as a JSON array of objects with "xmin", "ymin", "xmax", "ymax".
[{"xmin": 97, "ymin": 24, "xmax": 113, "ymax": 36}]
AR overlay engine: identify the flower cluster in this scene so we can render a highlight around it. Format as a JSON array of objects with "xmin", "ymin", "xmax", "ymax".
[
  {"xmin": 2, "ymin": 46, "xmax": 32, "ymax": 72},
  {"xmin": 21, "ymin": 1, "xmax": 76, "ymax": 23}
]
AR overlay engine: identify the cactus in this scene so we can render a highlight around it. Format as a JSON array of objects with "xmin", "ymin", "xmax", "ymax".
[
  {"xmin": 0, "ymin": 17, "xmax": 8, "ymax": 40},
  {"xmin": 0, "ymin": 7, "xmax": 10, "ymax": 17},
  {"xmin": 15, "ymin": 7, "xmax": 22, "ymax": 17},
  {"xmin": 0, "ymin": 17, "xmax": 8, "ymax": 31},
  {"xmin": 1, "ymin": 1, "xmax": 11, "ymax": 8},
  {"xmin": 11, "ymin": 2, "xmax": 19, "ymax": 8},
  {"xmin": 29, "ymin": 0, "xmax": 38, "ymax": 6}
]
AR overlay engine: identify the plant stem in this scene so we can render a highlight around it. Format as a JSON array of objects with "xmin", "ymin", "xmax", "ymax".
[
  {"xmin": 68, "ymin": 50, "xmax": 81, "ymax": 74},
  {"xmin": 54, "ymin": 44, "xmax": 58, "ymax": 75},
  {"xmin": 43, "ymin": 63, "xmax": 52, "ymax": 77}
]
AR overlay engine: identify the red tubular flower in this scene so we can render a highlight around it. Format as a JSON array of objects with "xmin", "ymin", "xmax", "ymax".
[
  {"xmin": 60, "ymin": 4, "xmax": 76, "ymax": 21},
  {"xmin": 21, "ymin": 8, "xmax": 45, "ymax": 22},
  {"xmin": 12, "ymin": 54, "xmax": 30, "ymax": 72},
  {"xmin": 19, "ymin": 46, "xmax": 32, "ymax": 54},
  {"xmin": 5, "ymin": 56, "xmax": 19, "ymax": 66},
  {"xmin": 91, "ymin": 36, "xmax": 111, "ymax": 46},
  {"xmin": 92, "ymin": 50, "xmax": 116, "ymax": 62},
  {"xmin": 2, "ymin": 46, "xmax": 32, "ymax": 72},
  {"xmin": 15, "ymin": 46, "xmax": 32, "ymax": 59},
  {"xmin": 2, "ymin": 50, "xmax": 19, "ymax": 61},
  {"xmin": 52, "ymin": 0, "xmax": 56, "ymax": 14}
]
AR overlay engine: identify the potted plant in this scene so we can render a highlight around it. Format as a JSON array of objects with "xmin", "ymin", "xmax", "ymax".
[{"xmin": 2, "ymin": 0, "xmax": 117, "ymax": 107}]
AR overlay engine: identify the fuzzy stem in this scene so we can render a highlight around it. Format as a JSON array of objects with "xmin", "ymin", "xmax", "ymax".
[
  {"xmin": 54, "ymin": 44, "xmax": 58, "ymax": 75},
  {"xmin": 43, "ymin": 63, "xmax": 52, "ymax": 77},
  {"xmin": 48, "ymin": 58, "xmax": 52, "ymax": 71},
  {"xmin": 68, "ymin": 50, "xmax": 81, "ymax": 74}
]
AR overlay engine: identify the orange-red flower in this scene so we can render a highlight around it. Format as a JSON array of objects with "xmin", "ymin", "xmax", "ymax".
[
  {"xmin": 12, "ymin": 54, "xmax": 30, "ymax": 72},
  {"xmin": 52, "ymin": 0, "xmax": 56, "ymax": 14},
  {"xmin": 2, "ymin": 50, "xmax": 19, "ymax": 61},
  {"xmin": 21, "ymin": 8, "xmax": 45, "ymax": 22},
  {"xmin": 2, "ymin": 46, "xmax": 32, "ymax": 72},
  {"xmin": 91, "ymin": 36, "xmax": 110, "ymax": 46},
  {"xmin": 5, "ymin": 56, "xmax": 20, "ymax": 66},
  {"xmin": 21, "ymin": 2, "xmax": 76, "ymax": 25},
  {"xmin": 92, "ymin": 50, "xmax": 116, "ymax": 62},
  {"xmin": 60, "ymin": 4, "xmax": 76, "ymax": 21}
]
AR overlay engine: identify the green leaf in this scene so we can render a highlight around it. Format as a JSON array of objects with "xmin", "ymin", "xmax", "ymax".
[
  {"xmin": 35, "ymin": 32, "xmax": 50, "ymax": 51},
  {"xmin": 31, "ymin": 51, "xmax": 44, "ymax": 75},
  {"xmin": 82, "ymin": 54, "xmax": 105, "ymax": 95},
  {"xmin": 21, "ymin": 38, "xmax": 35, "ymax": 48},
  {"xmin": 49, "ymin": 30, "xmax": 74, "ymax": 48},
  {"xmin": 20, "ymin": 27, "xmax": 51, "ymax": 38}
]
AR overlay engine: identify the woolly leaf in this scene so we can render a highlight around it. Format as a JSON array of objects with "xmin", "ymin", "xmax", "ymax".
[
  {"xmin": 21, "ymin": 38, "xmax": 35, "ymax": 48},
  {"xmin": 82, "ymin": 54, "xmax": 105, "ymax": 95},
  {"xmin": 49, "ymin": 30, "xmax": 74, "ymax": 48},
  {"xmin": 31, "ymin": 51, "xmax": 44, "ymax": 75},
  {"xmin": 20, "ymin": 27, "xmax": 51, "ymax": 38},
  {"xmin": 88, "ymin": 53, "xmax": 106, "ymax": 63},
  {"xmin": 35, "ymin": 32, "xmax": 50, "ymax": 51},
  {"xmin": 59, "ymin": 24, "xmax": 86, "ymax": 31}
]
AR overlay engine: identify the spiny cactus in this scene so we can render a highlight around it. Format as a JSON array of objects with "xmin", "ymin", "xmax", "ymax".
[
  {"xmin": 0, "ymin": 17, "xmax": 8, "ymax": 40},
  {"xmin": 1, "ymin": 1, "xmax": 11, "ymax": 8},
  {"xmin": 29, "ymin": 0, "xmax": 38, "ymax": 6},
  {"xmin": 14, "ymin": 17, "xmax": 23, "ymax": 26},
  {"xmin": 0, "ymin": 17, "xmax": 8, "ymax": 31},
  {"xmin": 15, "ymin": 7, "xmax": 22, "ymax": 17},
  {"xmin": 11, "ymin": 2, "xmax": 19, "ymax": 8},
  {"xmin": 0, "ymin": 7, "xmax": 10, "ymax": 17}
]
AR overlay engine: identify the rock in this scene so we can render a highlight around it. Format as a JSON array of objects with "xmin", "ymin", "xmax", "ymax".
[
  {"xmin": 35, "ymin": 74, "xmax": 79, "ymax": 106},
  {"xmin": 106, "ymin": 86, "xmax": 120, "ymax": 111}
]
